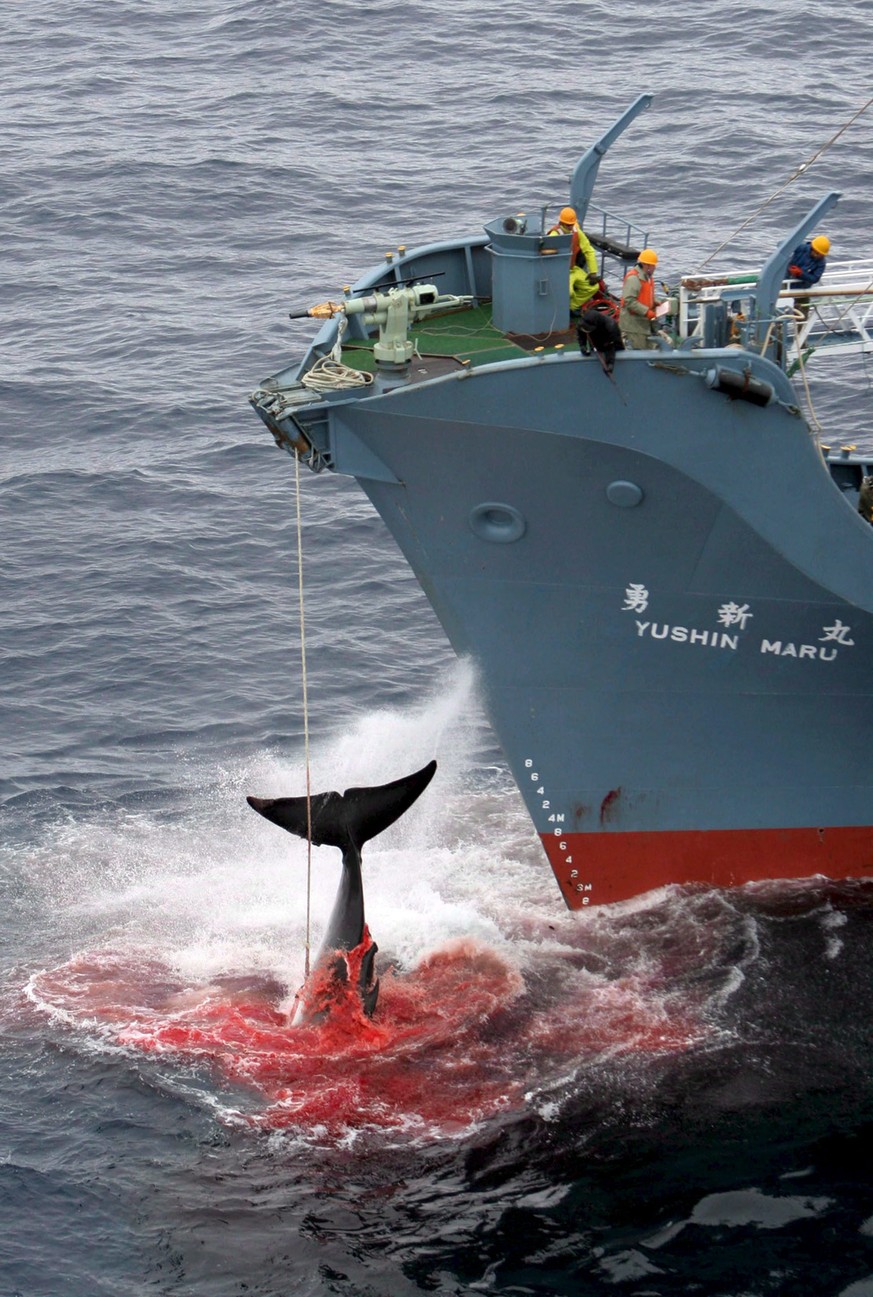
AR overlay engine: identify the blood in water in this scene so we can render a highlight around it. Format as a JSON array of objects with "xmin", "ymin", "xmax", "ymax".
[{"xmin": 29, "ymin": 934, "xmax": 708, "ymax": 1135}]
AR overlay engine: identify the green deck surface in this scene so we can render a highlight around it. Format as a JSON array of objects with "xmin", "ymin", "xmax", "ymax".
[{"xmin": 340, "ymin": 303, "xmax": 545, "ymax": 373}]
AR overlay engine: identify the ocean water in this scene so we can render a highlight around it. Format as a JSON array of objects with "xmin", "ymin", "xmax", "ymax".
[{"xmin": 3, "ymin": 2, "xmax": 873, "ymax": 1294}]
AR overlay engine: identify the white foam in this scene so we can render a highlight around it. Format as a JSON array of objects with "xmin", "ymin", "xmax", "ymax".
[{"xmin": 23, "ymin": 660, "xmax": 534, "ymax": 988}]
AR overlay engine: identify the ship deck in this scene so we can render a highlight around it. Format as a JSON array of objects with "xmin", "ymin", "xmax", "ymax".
[
  {"xmin": 340, "ymin": 302, "xmax": 577, "ymax": 378},
  {"xmin": 333, "ymin": 253, "xmax": 873, "ymax": 381}
]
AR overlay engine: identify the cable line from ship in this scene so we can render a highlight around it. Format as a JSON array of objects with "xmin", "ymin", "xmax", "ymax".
[
  {"xmin": 293, "ymin": 448, "xmax": 314, "ymax": 979},
  {"xmin": 790, "ymin": 310, "xmax": 825, "ymax": 435},
  {"xmin": 696, "ymin": 93, "xmax": 873, "ymax": 273}
]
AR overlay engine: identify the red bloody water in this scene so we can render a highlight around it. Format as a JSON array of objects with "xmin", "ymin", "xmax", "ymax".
[{"xmin": 28, "ymin": 937, "xmax": 708, "ymax": 1137}]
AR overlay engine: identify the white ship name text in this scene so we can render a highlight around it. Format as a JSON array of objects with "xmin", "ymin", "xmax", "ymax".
[
  {"xmin": 635, "ymin": 622, "xmax": 739, "ymax": 650},
  {"xmin": 634, "ymin": 621, "xmax": 848, "ymax": 661}
]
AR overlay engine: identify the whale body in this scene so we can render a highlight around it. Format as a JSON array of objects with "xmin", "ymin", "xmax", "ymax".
[{"xmin": 246, "ymin": 759, "xmax": 437, "ymax": 1020}]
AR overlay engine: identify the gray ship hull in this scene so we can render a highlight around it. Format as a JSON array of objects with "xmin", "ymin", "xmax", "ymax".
[
  {"xmin": 332, "ymin": 351, "xmax": 873, "ymax": 905},
  {"xmin": 251, "ymin": 104, "xmax": 873, "ymax": 907}
]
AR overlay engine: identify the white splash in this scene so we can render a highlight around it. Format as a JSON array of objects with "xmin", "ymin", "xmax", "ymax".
[{"xmin": 24, "ymin": 660, "xmax": 541, "ymax": 991}]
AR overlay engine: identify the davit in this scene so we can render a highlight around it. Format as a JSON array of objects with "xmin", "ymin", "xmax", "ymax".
[{"xmin": 246, "ymin": 760, "xmax": 437, "ymax": 1022}]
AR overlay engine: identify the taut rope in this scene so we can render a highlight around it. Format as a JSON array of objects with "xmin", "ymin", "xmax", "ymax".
[
  {"xmin": 696, "ymin": 94, "xmax": 873, "ymax": 273},
  {"xmin": 293, "ymin": 449, "xmax": 313, "ymax": 978}
]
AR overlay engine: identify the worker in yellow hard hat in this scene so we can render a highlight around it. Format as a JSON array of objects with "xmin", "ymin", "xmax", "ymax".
[
  {"xmin": 787, "ymin": 233, "xmax": 830, "ymax": 320},
  {"xmin": 787, "ymin": 234, "xmax": 830, "ymax": 289},
  {"xmin": 619, "ymin": 248, "xmax": 668, "ymax": 349},
  {"xmin": 546, "ymin": 205, "xmax": 602, "ymax": 313}
]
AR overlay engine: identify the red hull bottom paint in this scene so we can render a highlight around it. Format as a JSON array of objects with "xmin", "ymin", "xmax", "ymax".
[{"xmin": 542, "ymin": 826, "xmax": 873, "ymax": 909}]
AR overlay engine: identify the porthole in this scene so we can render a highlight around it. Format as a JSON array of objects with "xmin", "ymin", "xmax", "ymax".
[
  {"xmin": 468, "ymin": 502, "xmax": 527, "ymax": 543},
  {"xmin": 606, "ymin": 480, "xmax": 644, "ymax": 508}
]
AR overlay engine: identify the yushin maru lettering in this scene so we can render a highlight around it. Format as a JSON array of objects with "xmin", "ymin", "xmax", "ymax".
[{"xmin": 634, "ymin": 621, "xmax": 739, "ymax": 652}]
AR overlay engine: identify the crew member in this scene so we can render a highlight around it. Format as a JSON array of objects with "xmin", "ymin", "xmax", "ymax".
[
  {"xmin": 619, "ymin": 248, "xmax": 663, "ymax": 349},
  {"xmin": 546, "ymin": 206, "xmax": 601, "ymax": 313},
  {"xmin": 576, "ymin": 307, "xmax": 624, "ymax": 375},
  {"xmin": 787, "ymin": 235, "xmax": 830, "ymax": 288},
  {"xmin": 787, "ymin": 234, "xmax": 830, "ymax": 320}
]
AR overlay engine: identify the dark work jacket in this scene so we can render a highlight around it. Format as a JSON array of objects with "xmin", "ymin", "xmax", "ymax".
[{"xmin": 788, "ymin": 242, "xmax": 826, "ymax": 288}]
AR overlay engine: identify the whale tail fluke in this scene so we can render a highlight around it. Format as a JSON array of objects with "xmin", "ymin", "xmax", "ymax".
[
  {"xmin": 246, "ymin": 760, "xmax": 437, "ymax": 1023},
  {"xmin": 246, "ymin": 759, "xmax": 437, "ymax": 852}
]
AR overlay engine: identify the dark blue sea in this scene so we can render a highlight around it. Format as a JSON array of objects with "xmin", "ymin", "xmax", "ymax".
[{"xmin": 3, "ymin": 3, "xmax": 873, "ymax": 1294}]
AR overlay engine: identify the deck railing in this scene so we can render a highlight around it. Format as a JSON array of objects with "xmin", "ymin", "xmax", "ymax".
[{"xmin": 678, "ymin": 259, "xmax": 873, "ymax": 362}]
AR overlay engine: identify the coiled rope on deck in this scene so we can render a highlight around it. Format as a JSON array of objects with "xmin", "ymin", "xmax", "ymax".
[
  {"xmin": 300, "ymin": 315, "xmax": 374, "ymax": 393},
  {"xmin": 301, "ymin": 356, "xmax": 374, "ymax": 392}
]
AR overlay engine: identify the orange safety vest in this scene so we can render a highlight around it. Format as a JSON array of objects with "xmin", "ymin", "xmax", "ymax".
[
  {"xmin": 623, "ymin": 267, "xmax": 655, "ymax": 311},
  {"xmin": 547, "ymin": 223, "xmax": 581, "ymax": 265}
]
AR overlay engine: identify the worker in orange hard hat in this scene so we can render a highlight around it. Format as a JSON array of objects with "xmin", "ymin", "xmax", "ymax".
[
  {"xmin": 546, "ymin": 205, "xmax": 602, "ymax": 313},
  {"xmin": 619, "ymin": 248, "xmax": 667, "ymax": 349},
  {"xmin": 787, "ymin": 234, "xmax": 830, "ymax": 320}
]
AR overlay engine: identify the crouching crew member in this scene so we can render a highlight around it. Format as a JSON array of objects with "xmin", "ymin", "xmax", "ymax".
[
  {"xmin": 547, "ymin": 206, "xmax": 601, "ymax": 313},
  {"xmin": 619, "ymin": 248, "xmax": 664, "ymax": 349},
  {"xmin": 787, "ymin": 234, "xmax": 830, "ymax": 319},
  {"xmin": 576, "ymin": 308, "xmax": 624, "ymax": 375},
  {"xmin": 788, "ymin": 235, "xmax": 830, "ymax": 288}
]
